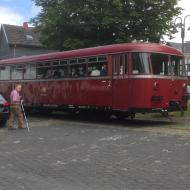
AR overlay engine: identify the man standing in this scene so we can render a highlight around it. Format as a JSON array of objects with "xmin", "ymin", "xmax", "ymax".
[{"xmin": 8, "ymin": 84, "xmax": 25, "ymax": 130}]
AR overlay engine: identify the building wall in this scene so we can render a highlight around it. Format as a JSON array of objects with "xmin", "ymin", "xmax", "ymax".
[
  {"xmin": 9, "ymin": 46, "xmax": 53, "ymax": 58},
  {"xmin": 0, "ymin": 30, "xmax": 10, "ymax": 60},
  {"xmin": 0, "ymin": 27, "xmax": 54, "ymax": 60}
]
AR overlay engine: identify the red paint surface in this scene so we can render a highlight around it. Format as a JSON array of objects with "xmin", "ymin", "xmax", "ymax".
[
  {"xmin": 0, "ymin": 43, "xmax": 183, "ymax": 65},
  {"xmin": 0, "ymin": 77, "xmax": 187, "ymax": 111}
]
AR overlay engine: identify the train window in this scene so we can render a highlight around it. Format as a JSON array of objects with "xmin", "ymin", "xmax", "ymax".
[
  {"xmin": 113, "ymin": 54, "xmax": 128, "ymax": 76},
  {"xmin": 0, "ymin": 66, "xmax": 11, "ymax": 80},
  {"xmin": 37, "ymin": 62, "xmax": 44, "ymax": 67},
  {"xmin": 17, "ymin": 65, "xmax": 24, "ymax": 69},
  {"xmin": 36, "ymin": 62, "xmax": 52, "ymax": 79},
  {"xmin": 68, "ymin": 64, "xmax": 86, "ymax": 77},
  {"xmin": 37, "ymin": 62, "xmax": 51, "ymax": 67},
  {"xmin": 171, "ymin": 56, "xmax": 179, "ymax": 76},
  {"xmin": 186, "ymin": 59, "xmax": 190, "ymax": 74},
  {"xmin": 44, "ymin": 62, "xmax": 51, "ymax": 66},
  {"xmin": 180, "ymin": 58, "xmax": 186, "ymax": 76},
  {"xmin": 52, "ymin": 61, "xmax": 59, "ymax": 66},
  {"xmin": 151, "ymin": 53, "xmax": 169, "ymax": 75},
  {"xmin": 171, "ymin": 56, "xmax": 184, "ymax": 76},
  {"xmin": 113, "ymin": 56, "xmax": 118, "ymax": 75},
  {"xmin": 60, "ymin": 60, "xmax": 68, "ymax": 65},
  {"xmin": 98, "ymin": 56, "xmax": 107, "ymax": 62},
  {"xmin": 24, "ymin": 64, "xmax": 36, "ymax": 79},
  {"xmin": 100, "ymin": 63, "xmax": 107, "ymax": 76},
  {"xmin": 88, "ymin": 57, "xmax": 97, "ymax": 63},
  {"xmin": 88, "ymin": 55, "xmax": 108, "ymax": 77},
  {"xmin": 37, "ymin": 66, "xmax": 52, "ymax": 79},
  {"xmin": 78, "ymin": 65, "xmax": 87, "ymax": 77},
  {"xmin": 78, "ymin": 58, "xmax": 87, "ymax": 63},
  {"xmin": 11, "ymin": 65, "xmax": 24, "ymax": 80},
  {"xmin": 69, "ymin": 59, "xmax": 77, "ymax": 64},
  {"xmin": 88, "ymin": 62, "xmax": 108, "ymax": 77},
  {"xmin": 185, "ymin": 59, "xmax": 190, "ymax": 76},
  {"xmin": 52, "ymin": 66, "xmax": 68, "ymax": 78},
  {"xmin": 119, "ymin": 55, "xmax": 124, "ymax": 75},
  {"xmin": 124, "ymin": 55, "xmax": 128, "ymax": 74},
  {"xmin": 132, "ymin": 53, "xmax": 150, "ymax": 74},
  {"xmin": 119, "ymin": 55, "xmax": 128, "ymax": 75},
  {"xmin": 88, "ymin": 63, "xmax": 100, "ymax": 76}
]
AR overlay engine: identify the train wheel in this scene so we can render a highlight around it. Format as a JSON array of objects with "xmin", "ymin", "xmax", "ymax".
[
  {"xmin": 116, "ymin": 114, "xmax": 126, "ymax": 120},
  {"xmin": 161, "ymin": 111, "xmax": 168, "ymax": 117},
  {"xmin": 69, "ymin": 106, "xmax": 80, "ymax": 115}
]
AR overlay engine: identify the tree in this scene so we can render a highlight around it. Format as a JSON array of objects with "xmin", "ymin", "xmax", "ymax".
[{"xmin": 31, "ymin": 0, "xmax": 182, "ymax": 50}]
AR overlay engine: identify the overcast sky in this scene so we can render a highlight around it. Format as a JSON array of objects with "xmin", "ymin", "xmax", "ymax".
[
  {"xmin": 0, "ymin": 0, "xmax": 189, "ymax": 43},
  {"xmin": 168, "ymin": 0, "xmax": 190, "ymax": 42},
  {"xmin": 0, "ymin": 0, "xmax": 40, "ymax": 26}
]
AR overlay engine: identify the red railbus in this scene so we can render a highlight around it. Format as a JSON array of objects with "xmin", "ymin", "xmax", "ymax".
[{"xmin": 0, "ymin": 43, "xmax": 188, "ymax": 118}]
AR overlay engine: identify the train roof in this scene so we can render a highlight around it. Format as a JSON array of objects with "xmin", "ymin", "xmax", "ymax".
[{"xmin": 0, "ymin": 43, "xmax": 184, "ymax": 65}]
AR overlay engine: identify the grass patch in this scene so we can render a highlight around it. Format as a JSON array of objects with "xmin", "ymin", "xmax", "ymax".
[
  {"xmin": 187, "ymin": 103, "xmax": 190, "ymax": 114},
  {"xmin": 151, "ymin": 103, "xmax": 190, "ymax": 118}
]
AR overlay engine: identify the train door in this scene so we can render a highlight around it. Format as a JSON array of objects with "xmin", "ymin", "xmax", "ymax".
[
  {"xmin": 82, "ymin": 56, "xmax": 112, "ymax": 107},
  {"xmin": 112, "ymin": 54, "xmax": 129, "ymax": 109},
  {"xmin": 35, "ymin": 62, "xmax": 53, "ymax": 105}
]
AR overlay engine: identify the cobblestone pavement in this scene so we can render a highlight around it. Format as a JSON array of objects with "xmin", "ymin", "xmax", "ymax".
[{"xmin": 0, "ymin": 113, "xmax": 190, "ymax": 190}]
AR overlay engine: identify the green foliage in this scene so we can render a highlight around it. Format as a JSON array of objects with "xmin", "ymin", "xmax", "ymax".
[{"xmin": 31, "ymin": 0, "xmax": 182, "ymax": 50}]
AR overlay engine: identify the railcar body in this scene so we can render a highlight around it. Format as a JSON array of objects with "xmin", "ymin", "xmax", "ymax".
[{"xmin": 0, "ymin": 43, "xmax": 188, "ymax": 118}]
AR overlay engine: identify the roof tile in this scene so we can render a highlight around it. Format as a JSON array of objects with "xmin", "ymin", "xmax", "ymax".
[{"xmin": 3, "ymin": 24, "xmax": 43, "ymax": 47}]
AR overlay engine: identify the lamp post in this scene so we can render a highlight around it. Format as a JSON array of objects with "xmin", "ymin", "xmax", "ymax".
[{"xmin": 174, "ymin": 15, "xmax": 190, "ymax": 53}]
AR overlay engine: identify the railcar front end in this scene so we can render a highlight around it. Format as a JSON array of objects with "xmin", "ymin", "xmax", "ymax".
[{"xmin": 126, "ymin": 52, "xmax": 188, "ymax": 115}]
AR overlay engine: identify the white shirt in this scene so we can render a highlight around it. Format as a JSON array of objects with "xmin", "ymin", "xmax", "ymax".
[{"xmin": 91, "ymin": 70, "xmax": 100, "ymax": 76}]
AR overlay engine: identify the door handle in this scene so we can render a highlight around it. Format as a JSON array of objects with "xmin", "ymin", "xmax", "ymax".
[{"xmin": 101, "ymin": 80, "xmax": 106, "ymax": 83}]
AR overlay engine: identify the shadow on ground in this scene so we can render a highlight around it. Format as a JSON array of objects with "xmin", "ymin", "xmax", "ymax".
[{"xmin": 28, "ymin": 110, "xmax": 177, "ymax": 129}]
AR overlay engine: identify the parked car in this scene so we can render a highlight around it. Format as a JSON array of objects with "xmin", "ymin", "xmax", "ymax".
[{"xmin": 0, "ymin": 93, "xmax": 10, "ymax": 127}]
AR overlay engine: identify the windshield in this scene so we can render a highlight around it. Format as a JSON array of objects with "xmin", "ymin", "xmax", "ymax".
[
  {"xmin": 132, "ymin": 53, "xmax": 150, "ymax": 74},
  {"xmin": 170, "ymin": 55, "xmax": 185, "ymax": 76},
  {"xmin": 151, "ymin": 53, "xmax": 184, "ymax": 76},
  {"xmin": 151, "ymin": 53, "xmax": 169, "ymax": 75}
]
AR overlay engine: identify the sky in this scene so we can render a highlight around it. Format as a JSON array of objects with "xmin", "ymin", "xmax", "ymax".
[
  {"xmin": 168, "ymin": 0, "xmax": 190, "ymax": 43},
  {"xmin": 0, "ymin": 0, "xmax": 190, "ymax": 43},
  {"xmin": 0, "ymin": 0, "xmax": 40, "ymax": 26}
]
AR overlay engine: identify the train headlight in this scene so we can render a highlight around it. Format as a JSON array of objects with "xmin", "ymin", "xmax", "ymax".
[{"xmin": 153, "ymin": 81, "xmax": 159, "ymax": 90}]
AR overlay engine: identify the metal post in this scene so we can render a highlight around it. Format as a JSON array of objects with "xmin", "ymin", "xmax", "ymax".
[
  {"xmin": 174, "ymin": 15, "xmax": 190, "ymax": 116},
  {"xmin": 174, "ymin": 15, "xmax": 190, "ymax": 53},
  {"xmin": 181, "ymin": 27, "xmax": 185, "ymax": 53}
]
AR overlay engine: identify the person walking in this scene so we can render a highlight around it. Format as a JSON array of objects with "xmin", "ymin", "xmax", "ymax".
[{"xmin": 8, "ymin": 84, "xmax": 25, "ymax": 130}]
